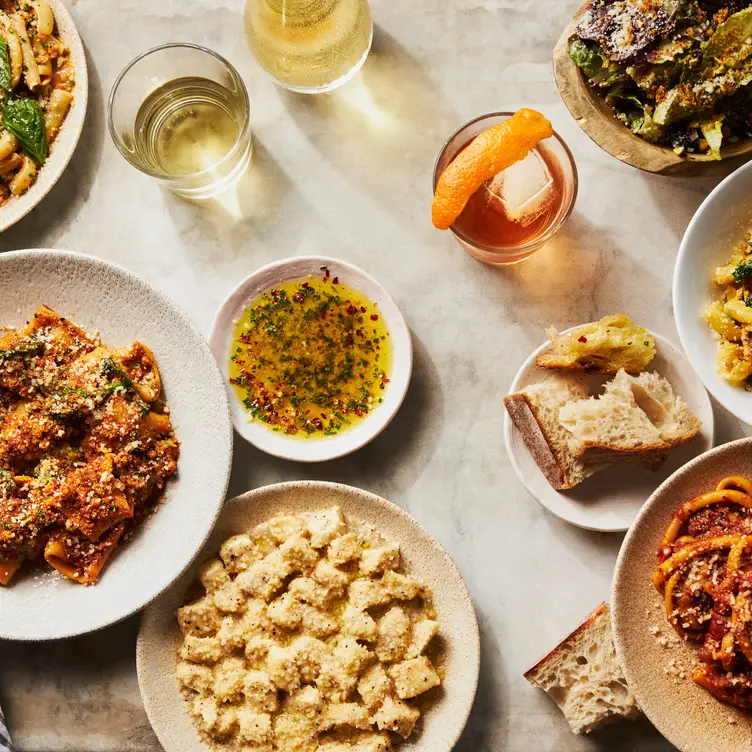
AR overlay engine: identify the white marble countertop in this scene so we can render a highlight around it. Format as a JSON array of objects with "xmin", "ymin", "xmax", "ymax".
[{"xmin": 0, "ymin": 0, "xmax": 749, "ymax": 750}]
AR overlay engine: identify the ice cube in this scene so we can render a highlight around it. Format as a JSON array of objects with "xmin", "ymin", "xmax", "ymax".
[{"xmin": 485, "ymin": 148, "xmax": 555, "ymax": 226}]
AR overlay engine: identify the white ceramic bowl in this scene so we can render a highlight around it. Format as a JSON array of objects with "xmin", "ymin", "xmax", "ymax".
[
  {"xmin": 0, "ymin": 0, "xmax": 88, "ymax": 233},
  {"xmin": 0, "ymin": 250, "xmax": 233, "ymax": 640},
  {"xmin": 210, "ymin": 257, "xmax": 412, "ymax": 463},
  {"xmin": 674, "ymin": 160, "xmax": 752, "ymax": 426},
  {"xmin": 138, "ymin": 481, "xmax": 480, "ymax": 752},
  {"xmin": 504, "ymin": 328, "xmax": 714, "ymax": 532}
]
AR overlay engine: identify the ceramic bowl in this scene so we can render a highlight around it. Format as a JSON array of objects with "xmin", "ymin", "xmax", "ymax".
[
  {"xmin": 674, "ymin": 159, "xmax": 752, "ymax": 426},
  {"xmin": 553, "ymin": 1, "xmax": 752, "ymax": 175},
  {"xmin": 613, "ymin": 438, "xmax": 752, "ymax": 752},
  {"xmin": 210, "ymin": 257, "xmax": 412, "ymax": 463},
  {"xmin": 504, "ymin": 328, "xmax": 714, "ymax": 532},
  {"xmin": 0, "ymin": 0, "xmax": 89, "ymax": 233},
  {"xmin": 0, "ymin": 250, "xmax": 233, "ymax": 640},
  {"xmin": 137, "ymin": 481, "xmax": 480, "ymax": 752}
]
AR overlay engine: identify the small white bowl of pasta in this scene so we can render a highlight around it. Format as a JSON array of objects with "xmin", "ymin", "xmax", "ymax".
[
  {"xmin": 0, "ymin": 0, "xmax": 87, "ymax": 233},
  {"xmin": 674, "ymin": 159, "xmax": 752, "ymax": 426}
]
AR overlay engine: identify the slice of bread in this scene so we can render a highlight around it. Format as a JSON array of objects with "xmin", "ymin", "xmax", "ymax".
[
  {"xmin": 558, "ymin": 370, "xmax": 701, "ymax": 465},
  {"xmin": 504, "ymin": 375, "xmax": 605, "ymax": 490},
  {"xmin": 524, "ymin": 602, "xmax": 640, "ymax": 734},
  {"xmin": 536, "ymin": 314, "xmax": 656, "ymax": 374}
]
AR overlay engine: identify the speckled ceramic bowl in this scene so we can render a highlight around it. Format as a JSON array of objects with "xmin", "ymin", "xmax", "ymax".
[
  {"xmin": 0, "ymin": 0, "xmax": 88, "ymax": 233},
  {"xmin": 0, "ymin": 250, "xmax": 233, "ymax": 640},
  {"xmin": 613, "ymin": 438, "xmax": 752, "ymax": 752},
  {"xmin": 137, "ymin": 481, "xmax": 480, "ymax": 752}
]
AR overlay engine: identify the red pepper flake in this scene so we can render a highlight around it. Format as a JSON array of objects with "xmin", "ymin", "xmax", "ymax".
[
  {"xmin": 578, "ymin": 336, "xmax": 587, "ymax": 343},
  {"xmin": 360, "ymin": 306, "xmax": 366, "ymax": 313},
  {"xmin": 332, "ymin": 277, "xmax": 339, "ymax": 284},
  {"xmin": 320, "ymin": 413, "xmax": 326, "ymax": 419},
  {"xmin": 293, "ymin": 291, "xmax": 304, "ymax": 303},
  {"xmin": 370, "ymin": 314, "xmax": 379, "ymax": 321},
  {"xmin": 347, "ymin": 304, "xmax": 357, "ymax": 315}
]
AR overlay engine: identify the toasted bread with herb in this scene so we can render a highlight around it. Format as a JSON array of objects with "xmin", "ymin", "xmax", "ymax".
[{"xmin": 536, "ymin": 314, "xmax": 656, "ymax": 374}]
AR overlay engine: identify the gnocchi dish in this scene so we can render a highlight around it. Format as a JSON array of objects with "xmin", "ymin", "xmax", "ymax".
[
  {"xmin": 176, "ymin": 507, "xmax": 443, "ymax": 751},
  {"xmin": 0, "ymin": 306, "xmax": 179, "ymax": 585},
  {"xmin": 0, "ymin": 0, "xmax": 75, "ymax": 201},
  {"xmin": 705, "ymin": 229, "xmax": 752, "ymax": 387}
]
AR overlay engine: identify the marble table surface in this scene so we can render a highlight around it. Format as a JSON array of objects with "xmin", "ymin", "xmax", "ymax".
[{"xmin": 0, "ymin": 0, "xmax": 749, "ymax": 750}]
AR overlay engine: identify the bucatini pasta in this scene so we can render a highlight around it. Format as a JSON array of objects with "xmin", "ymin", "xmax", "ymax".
[{"xmin": 0, "ymin": 0, "xmax": 74, "ymax": 203}]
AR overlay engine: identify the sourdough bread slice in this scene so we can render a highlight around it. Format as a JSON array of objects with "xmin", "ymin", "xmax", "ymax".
[
  {"xmin": 504, "ymin": 375, "xmax": 604, "ymax": 491},
  {"xmin": 524, "ymin": 602, "xmax": 640, "ymax": 734},
  {"xmin": 558, "ymin": 370, "xmax": 700, "ymax": 466}
]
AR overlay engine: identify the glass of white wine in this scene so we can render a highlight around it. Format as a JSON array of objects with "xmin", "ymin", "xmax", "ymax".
[
  {"xmin": 245, "ymin": 0, "xmax": 372, "ymax": 93},
  {"xmin": 108, "ymin": 44, "xmax": 252, "ymax": 199}
]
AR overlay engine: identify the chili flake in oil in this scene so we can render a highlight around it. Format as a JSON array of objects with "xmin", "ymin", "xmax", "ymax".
[{"xmin": 229, "ymin": 273, "xmax": 392, "ymax": 437}]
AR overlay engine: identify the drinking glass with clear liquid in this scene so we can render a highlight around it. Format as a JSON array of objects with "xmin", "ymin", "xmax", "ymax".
[
  {"xmin": 108, "ymin": 44, "xmax": 252, "ymax": 199},
  {"xmin": 245, "ymin": 0, "xmax": 372, "ymax": 93}
]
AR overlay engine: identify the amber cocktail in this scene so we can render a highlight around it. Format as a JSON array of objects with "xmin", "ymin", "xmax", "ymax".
[{"xmin": 433, "ymin": 112, "xmax": 578, "ymax": 265}]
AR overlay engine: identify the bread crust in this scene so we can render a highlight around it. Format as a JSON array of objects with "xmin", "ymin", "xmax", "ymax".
[
  {"xmin": 523, "ymin": 601, "xmax": 609, "ymax": 681},
  {"xmin": 504, "ymin": 393, "xmax": 568, "ymax": 490}
]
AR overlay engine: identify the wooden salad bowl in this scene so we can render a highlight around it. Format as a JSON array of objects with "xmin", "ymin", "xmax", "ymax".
[{"xmin": 553, "ymin": 1, "xmax": 752, "ymax": 176}]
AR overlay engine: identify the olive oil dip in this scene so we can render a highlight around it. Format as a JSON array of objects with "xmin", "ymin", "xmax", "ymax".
[{"xmin": 229, "ymin": 269, "xmax": 391, "ymax": 437}]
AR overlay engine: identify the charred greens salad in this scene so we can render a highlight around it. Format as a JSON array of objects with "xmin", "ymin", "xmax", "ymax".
[{"xmin": 568, "ymin": 0, "xmax": 752, "ymax": 158}]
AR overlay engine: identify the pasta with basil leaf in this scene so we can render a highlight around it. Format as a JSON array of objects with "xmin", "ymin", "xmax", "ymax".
[{"xmin": 0, "ymin": 0, "xmax": 74, "ymax": 202}]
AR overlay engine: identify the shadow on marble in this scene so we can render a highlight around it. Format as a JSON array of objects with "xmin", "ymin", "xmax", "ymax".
[
  {"xmin": 275, "ymin": 26, "xmax": 459, "ymax": 221},
  {"xmin": 454, "ymin": 607, "xmax": 504, "ymax": 752},
  {"xmin": 227, "ymin": 333, "xmax": 443, "ymax": 503},
  {"xmin": 0, "ymin": 42, "xmax": 106, "ymax": 253},
  {"xmin": 0, "ymin": 615, "xmax": 159, "ymax": 752},
  {"xmin": 159, "ymin": 137, "xmax": 295, "ymax": 263},
  {"xmin": 478, "ymin": 212, "xmax": 663, "ymax": 340}
]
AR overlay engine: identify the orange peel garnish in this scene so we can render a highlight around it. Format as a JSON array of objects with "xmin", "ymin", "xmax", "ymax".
[{"xmin": 431, "ymin": 109, "xmax": 554, "ymax": 231}]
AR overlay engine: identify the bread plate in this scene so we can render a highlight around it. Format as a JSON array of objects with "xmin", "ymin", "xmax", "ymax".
[
  {"xmin": 0, "ymin": 0, "xmax": 88, "ymax": 233},
  {"xmin": 210, "ymin": 256, "xmax": 412, "ymax": 463},
  {"xmin": 137, "ymin": 481, "xmax": 480, "ymax": 752},
  {"xmin": 504, "ymin": 329, "xmax": 714, "ymax": 532},
  {"xmin": 0, "ymin": 250, "xmax": 233, "ymax": 640},
  {"xmin": 612, "ymin": 438, "xmax": 752, "ymax": 752}
]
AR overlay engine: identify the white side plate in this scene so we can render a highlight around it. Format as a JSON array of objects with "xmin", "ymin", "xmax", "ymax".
[{"xmin": 504, "ymin": 330, "xmax": 714, "ymax": 532}]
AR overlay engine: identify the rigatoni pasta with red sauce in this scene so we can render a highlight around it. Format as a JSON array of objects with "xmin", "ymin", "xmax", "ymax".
[{"xmin": 0, "ymin": 305, "xmax": 179, "ymax": 585}]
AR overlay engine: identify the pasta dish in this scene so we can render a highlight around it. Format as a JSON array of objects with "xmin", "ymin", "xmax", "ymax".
[
  {"xmin": 0, "ymin": 0, "xmax": 74, "ymax": 202},
  {"xmin": 654, "ymin": 475, "xmax": 752, "ymax": 708},
  {"xmin": 176, "ymin": 507, "xmax": 441, "ymax": 749},
  {"xmin": 0, "ymin": 306, "xmax": 179, "ymax": 585},
  {"xmin": 705, "ymin": 228, "xmax": 752, "ymax": 387}
]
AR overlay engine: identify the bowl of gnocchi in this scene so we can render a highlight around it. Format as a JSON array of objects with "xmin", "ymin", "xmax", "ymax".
[
  {"xmin": 0, "ymin": 0, "xmax": 87, "ymax": 232},
  {"xmin": 137, "ymin": 481, "xmax": 480, "ymax": 752}
]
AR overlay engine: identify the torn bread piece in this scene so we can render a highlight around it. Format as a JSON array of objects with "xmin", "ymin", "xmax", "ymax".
[
  {"xmin": 504, "ymin": 374, "xmax": 605, "ymax": 490},
  {"xmin": 559, "ymin": 370, "xmax": 701, "ymax": 466},
  {"xmin": 524, "ymin": 602, "xmax": 640, "ymax": 734}
]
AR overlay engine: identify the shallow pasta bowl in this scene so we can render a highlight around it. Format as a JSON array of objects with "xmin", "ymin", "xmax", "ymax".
[
  {"xmin": 137, "ymin": 481, "xmax": 480, "ymax": 752},
  {"xmin": 0, "ymin": 0, "xmax": 88, "ymax": 233},
  {"xmin": 612, "ymin": 438, "xmax": 752, "ymax": 752},
  {"xmin": 674, "ymin": 159, "xmax": 752, "ymax": 426},
  {"xmin": 553, "ymin": 1, "xmax": 752, "ymax": 175},
  {"xmin": 0, "ymin": 250, "xmax": 233, "ymax": 640},
  {"xmin": 210, "ymin": 256, "xmax": 413, "ymax": 463}
]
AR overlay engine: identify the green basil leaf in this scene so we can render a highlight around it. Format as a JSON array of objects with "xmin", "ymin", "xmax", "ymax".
[
  {"xmin": 0, "ymin": 38, "xmax": 10, "ymax": 93},
  {"xmin": 2, "ymin": 95, "xmax": 47, "ymax": 165}
]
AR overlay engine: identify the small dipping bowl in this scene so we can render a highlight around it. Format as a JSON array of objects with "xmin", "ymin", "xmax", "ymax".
[
  {"xmin": 433, "ymin": 112, "xmax": 578, "ymax": 265},
  {"xmin": 210, "ymin": 257, "xmax": 413, "ymax": 463}
]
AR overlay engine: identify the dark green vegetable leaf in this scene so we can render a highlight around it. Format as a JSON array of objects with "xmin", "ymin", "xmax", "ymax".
[
  {"xmin": 568, "ymin": 38, "xmax": 625, "ymax": 87},
  {"xmin": 733, "ymin": 258, "xmax": 752, "ymax": 284},
  {"xmin": 0, "ymin": 38, "xmax": 11, "ymax": 93},
  {"xmin": 2, "ymin": 95, "xmax": 47, "ymax": 165}
]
